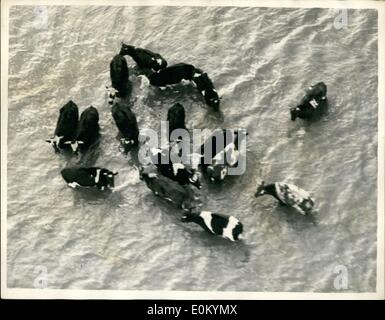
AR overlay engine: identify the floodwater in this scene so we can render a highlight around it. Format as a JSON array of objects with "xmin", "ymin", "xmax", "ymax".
[{"xmin": 6, "ymin": 6, "xmax": 378, "ymax": 292}]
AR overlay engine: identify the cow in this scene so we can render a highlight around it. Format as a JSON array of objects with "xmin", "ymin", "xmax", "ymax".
[
  {"xmin": 254, "ymin": 181, "xmax": 315, "ymax": 215},
  {"xmin": 148, "ymin": 63, "xmax": 196, "ymax": 87},
  {"xmin": 61, "ymin": 167, "xmax": 118, "ymax": 191},
  {"xmin": 167, "ymin": 103, "xmax": 186, "ymax": 142},
  {"xmin": 139, "ymin": 165, "xmax": 202, "ymax": 210},
  {"xmin": 149, "ymin": 145, "xmax": 202, "ymax": 189},
  {"xmin": 206, "ymin": 135, "xmax": 243, "ymax": 183},
  {"xmin": 196, "ymin": 129, "xmax": 245, "ymax": 182},
  {"xmin": 65, "ymin": 106, "xmax": 100, "ymax": 154},
  {"xmin": 290, "ymin": 82, "xmax": 328, "ymax": 121},
  {"xmin": 119, "ymin": 43, "xmax": 167, "ymax": 72},
  {"xmin": 192, "ymin": 68, "xmax": 220, "ymax": 110},
  {"xmin": 46, "ymin": 100, "xmax": 79, "ymax": 153},
  {"xmin": 110, "ymin": 54, "xmax": 130, "ymax": 98},
  {"xmin": 181, "ymin": 210, "xmax": 243, "ymax": 241},
  {"xmin": 111, "ymin": 101, "xmax": 139, "ymax": 153}
]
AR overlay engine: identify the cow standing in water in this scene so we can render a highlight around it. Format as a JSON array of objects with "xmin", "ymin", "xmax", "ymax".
[
  {"xmin": 65, "ymin": 106, "xmax": 100, "ymax": 154},
  {"xmin": 192, "ymin": 68, "xmax": 220, "ymax": 111},
  {"xmin": 111, "ymin": 101, "xmax": 139, "ymax": 153},
  {"xmin": 148, "ymin": 63, "xmax": 196, "ymax": 87},
  {"xmin": 61, "ymin": 167, "xmax": 118, "ymax": 191},
  {"xmin": 46, "ymin": 100, "xmax": 79, "ymax": 153},
  {"xmin": 196, "ymin": 129, "xmax": 244, "ymax": 182},
  {"xmin": 254, "ymin": 181, "xmax": 315, "ymax": 215},
  {"xmin": 110, "ymin": 54, "xmax": 131, "ymax": 99},
  {"xmin": 290, "ymin": 82, "xmax": 328, "ymax": 121},
  {"xmin": 181, "ymin": 210, "xmax": 243, "ymax": 241},
  {"xmin": 148, "ymin": 145, "xmax": 202, "ymax": 189},
  {"xmin": 139, "ymin": 165, "xmax": 202, "ymax": 210},
  {"xmin": 167, "ymin": 103, "xmax": 186, "ymax": 142}
]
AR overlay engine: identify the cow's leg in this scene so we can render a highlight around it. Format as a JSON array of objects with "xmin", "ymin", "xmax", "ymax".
[{"xmin": 68, "ymin": 182, "xmax": 80, "ymax": 189}]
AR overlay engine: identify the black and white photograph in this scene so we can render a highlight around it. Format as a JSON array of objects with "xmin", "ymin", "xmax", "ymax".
[{"xmin": 1, "ymin": 0, "xmax": 384, "ymax": 299}]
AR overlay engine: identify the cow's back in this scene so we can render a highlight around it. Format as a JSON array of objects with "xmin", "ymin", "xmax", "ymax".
[
  {"xmin": 110, "ymin": 54, "xmax": 129, "ymax": 95},
  {"xmin": 61, "ymin": 167, "xmax": 95, "ymax": 185},
  {"xmin": 76, "ymin": 107, "xmax": 100, "ymax": 147},
  {"xmin": 111, "ymin": 103, "xmax": 138, "ymax": 138},
  {"xmin": 55, "ymin": 101, "xmax": 79, "ymax": 138}
]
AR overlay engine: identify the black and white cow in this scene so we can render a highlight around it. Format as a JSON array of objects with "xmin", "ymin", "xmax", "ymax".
[
  {"xmin": 148, "ymin": 63, "xmax": 196, "ymax": 87},
  {"xmin": 139, "ymin": 165, "xmax": 202, "ymax": 210},
  {"xmin": 254, "ymin": 181, "xmax": 315, "ymax": 215},
  {"xmin": 290, "ymin": 82, "xmax": 328, "ymax": 121},
  {"xmin": 167, "ymin": 103, "xmax": 186, "ymax": 142},
  {"xmin": 111, "ymin": 101, "xmax": 139, "ymax": 153},
  {"xmin": 65, "ymin": 106, "xmax": 100, "ymax": 154},
  {"xmin": 119, "ymin": 43, "xmax": 167, "ymax": 72},
  {"xmin": 207, "ymin": 135, "xmax": 243, "ymax": 182},
  {"xmin": 61, "ymin": 167, "xmax": 118, "ymax": 191},
  {"xmin": 196, "ymin": 129, "xmax": 244, "ymax": 182},
  {"xmin": 46, "ymin": 100, "xmax": 79, "ymax": 153},
  {"xmin": 110, "ymin": 54, "xmax": 130, "ymax": 98},
  {"xmin": 181, "ymin": 211, "xmax": 243, "ymax": 241},
  {"xmin": 149, "ymin": 145, "xmax": 202, "ymax": 189},
  {"xmin": 192, "ymin": 68, "xmax": 220, "ymax": 110}
]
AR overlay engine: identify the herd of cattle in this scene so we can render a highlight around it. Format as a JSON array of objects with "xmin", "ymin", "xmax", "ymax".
[{"xmin": 46, "ymin": 43, "xmax": 329, "ymax": 241}]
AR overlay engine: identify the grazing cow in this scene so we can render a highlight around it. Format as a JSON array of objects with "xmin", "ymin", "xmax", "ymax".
[
  {"xmin": 197, "ymin": 129, "xmax": 244, "ymax": 182},
  {"xmin": 111, "ymin": 101, "xmax": 139, "ymax": 153},
  {"xmin": 61, "ymin": 167, "xmax": 118, "ymax": 191},
  {"xmin": 181, "ymin": 211, "xmax": 243, "ymax": 241},
  {"xmin": 148, "ymin": 63, "xmax": 196, "ymax": 87},
  {"xmin": 119, "ymin": 43, "xmax": 167, "ymax": 72},
  {"xmin": 46, "ymin": 100, "xmax": 79, "ymax": 153},
  {"xmin": 254, "ymin": 181, "xmax": 315, "ymax": 215},
  {"xmin": 65, "ymin": 106, "xmax": 100, "ymax": 154},
  {"xmin": 139, "ymin": 165, "xmax": 202, "ymax": 210},
  {"xmin": 167, "ymin": 103, "xmax": 186, "ymax": 142},
  {"xmin": 110, "ymin": 54, "xmax": 130, "ymax": 97},
  {"xmin": 149, "ymin": 145, "xmax": 202, "ymax": 189},
  {"xmin": 192, "ymin": 68, "xmax": 220, "ymax": 110},
  {"xmin": 290, "ymin": 82, "xmax": 328, "ymax": 121}
]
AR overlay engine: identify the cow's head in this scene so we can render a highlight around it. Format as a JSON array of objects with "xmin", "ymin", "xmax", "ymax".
[
  {"xmin": 188, "ymin": 171, "xmax": 202, "ymax": 189},
  {"xmin": 119, "ymin": 138, "xmax": 136, "ymax": 153},
  {"xmin": 64, "ymin": 140, "xmax": 84, "ymax": 154},
  {"xmin": 207, "ymin": 164, "xmax": 228, "ymax": 182},
  {"xmin": 106, "ymin": 86, "xmax": 119, "ymax": 105},
  {"xmin": 158, "ymin": 58, "xmax": 167, "ymax": 70},
  {"xmin": 290, "ymin": 106, "xmax": 301, "ymax": 121},
  {"xmin": 151, "ymin": 56, "xmax": 167, "ymax": 71},
  {"xmin": 119, "ymin": 42, "xmax": 136, "ymax": 56},
  {"xmin": 204, "ymin": 89, "xmax": 220, "ymax": 110},
  {"xmin": 45, "ymin": 135, "xmax": 64, "ymax": 153},
  {"xmin": 181, "ymin": 212, "xmax": 199, "ymax": 223},
  {"xmin": 254, "ymin": 180, "xmax": 266, "ymax": 198},
  {"xmin": 102, "ymin": 170, "xmax": 118, "ymax": 188}
]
